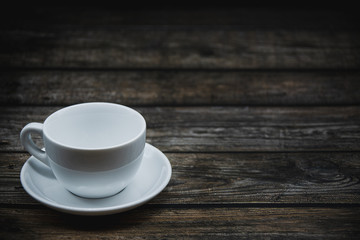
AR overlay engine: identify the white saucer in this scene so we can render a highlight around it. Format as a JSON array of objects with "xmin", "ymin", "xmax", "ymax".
[{"xmin": 20, "ymin": 143, "xmax": 172, "ymax": 216}]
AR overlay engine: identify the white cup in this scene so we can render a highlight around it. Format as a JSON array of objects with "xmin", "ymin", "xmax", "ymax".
[{"xmin": 20, "ymin": 102, "xmax": 146, "ymax": 198}]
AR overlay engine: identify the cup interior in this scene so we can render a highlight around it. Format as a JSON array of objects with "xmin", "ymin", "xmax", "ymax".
[{"xmin": 44, "ymin": 103, "xmax": 145, "ymax": 149}]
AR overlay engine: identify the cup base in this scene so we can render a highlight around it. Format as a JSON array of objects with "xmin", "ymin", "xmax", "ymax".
[{"xmin": 49, "ymin": 151, "xmax": 143, "ymax": 199}]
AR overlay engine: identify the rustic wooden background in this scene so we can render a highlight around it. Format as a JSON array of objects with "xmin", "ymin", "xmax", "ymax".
[{"xmin": 1, "ymin": 7, "xmax": 360, "ymax": 239}]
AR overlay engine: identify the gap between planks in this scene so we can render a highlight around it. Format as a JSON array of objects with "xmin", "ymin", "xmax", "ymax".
[
  {"xmin": 1, "ymin": 67, "xmax": 360, "ymax": 72},
  {"xmin": 2, "ymin": 203, "xmax": 360, "ymax": 210}
]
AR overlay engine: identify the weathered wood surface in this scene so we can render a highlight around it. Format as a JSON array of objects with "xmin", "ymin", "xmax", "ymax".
[
  {"xmin": 1, "ymin": 29, "xmax": 359, "ymax": 69},
  {"xmin": 1, "ymin": 207, "xmax": 360, "ymax": 239},
  {"xmin": 1, "ymin": 7, "xmax": 360, "ymax": 240},
  {"xmin": 1, "ymin": 152, "xmax": 360, "ymax": 205},
  {"xmin": 1, "ymin": 106, "xmax": 359, "ymax": 152},
  {"xmin": 2, "ymin": 70, "xmax": 360, "ymax": 106}
]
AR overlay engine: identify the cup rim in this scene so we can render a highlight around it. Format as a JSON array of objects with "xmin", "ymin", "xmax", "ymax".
[{"xmin": 43, "ymin": 102, "xmax": 146, "ymax": 151}]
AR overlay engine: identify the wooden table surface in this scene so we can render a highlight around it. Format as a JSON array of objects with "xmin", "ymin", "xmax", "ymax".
[{"xmin": 1, "ymin": 7, "xmax": 360, "ymax": 239}]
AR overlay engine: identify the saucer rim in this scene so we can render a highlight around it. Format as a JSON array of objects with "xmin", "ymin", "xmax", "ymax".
[{"xmin": 20, "ymin": 143, "xmax": 172, "ymax": 215}]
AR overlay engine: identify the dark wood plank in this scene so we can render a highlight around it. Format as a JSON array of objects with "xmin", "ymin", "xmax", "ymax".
[
  {"xmin": 1, "ymin": 106, "xmax": 359, "ymax": 152},
  {"xmin": 3, "ymin": 7, "xmax": 358, "ymax": 29},
  {"xmin": 1, "ymin": 29, "xmax": 359, "ymax": 69},
  {"xmin": 1, "ymin": 152, "xmax": 360, "ymax": 205},
  {"xmin": 1, "ymin": 70, "xmax": 360, "ymax": 106},
  {"xmin": 1, "ymin": 207, "xmax": 359, "ymax": 239}
]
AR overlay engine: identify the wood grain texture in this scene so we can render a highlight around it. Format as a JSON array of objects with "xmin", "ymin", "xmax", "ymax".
[
  {"xmin": 1, "ymin": 106, "xmax": 359, "ymax": 152},
  {"xmin": 1, "ymin": 70, "xmax": 360, "ymax": 106},
  {"xmin": 1, "ymin": 152, "xmax": 360, "ymax": 205},
  {"xmin": 1, "ymin": 7, "xmax": 360, "ymax": 240},
  {"xmin": 1, "ymin": 207, "xmax": 360, "ymax": 239},
  {"xmin": 1, "ymin": 29, "xmax": 359, "ymax": 69}
]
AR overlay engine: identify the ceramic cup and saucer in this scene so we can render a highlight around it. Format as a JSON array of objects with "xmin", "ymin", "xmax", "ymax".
[{"xmin": 20, "ymin": 102, "xmax": 172, "ymax": 215}]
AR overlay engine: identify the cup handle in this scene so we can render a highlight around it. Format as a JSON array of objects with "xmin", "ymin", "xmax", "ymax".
[{"xmin": 20, "ymin": 123, "xmax": 49, "ymax": 167}]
